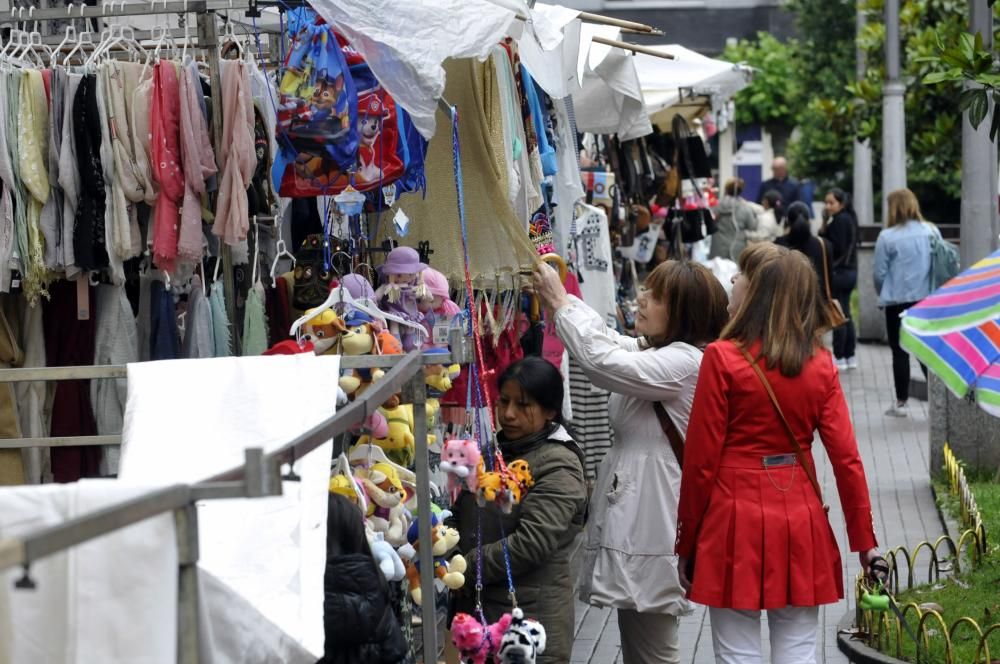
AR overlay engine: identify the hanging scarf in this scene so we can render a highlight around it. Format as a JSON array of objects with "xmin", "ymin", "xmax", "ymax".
[
  {"xmin": 150, "ymin": 61, "xmax": 185, "ymax": 272},
  {"xmin": 212, "ymin": 60, "xmax": 257, "ymax": 246},
  {"xmin": 46, "ymin": 66, "xmax": 68, "ymax": 272},
  {"xmin": 18, "ymin": 71, "xmax": 51, "ymax": 302},
  {"xmin": 105, "ymin": 62, "xmax": 147, "ymax": 259},
  {"xmin": 130, "ymin": 66, "xmax": 158, "ymax": 206},
  {"xmin": 178, "ymin": 61, "xmax": 217, "ymax": 262},
  {"xmin": 73, "ymin": 74, "xmax": 110, "ymax": 273},
  {"xmin": 209, "ymin": 282, "xmax": 232, "ymax": 357},
  {"xmin": 95, "ymin": 68, "xmax": 127, "ymax": 284},
  {"xmin": 181, "ymin": 276, "xmax": 215, "ymax": 359},
  {"xmin": 241, "ymin": 282, "xmax": 268, "ymax": 356},
  {"xmin": 0, "ymin": 72, "xmax": 18, "ymax": 293},
  {"xmin": 59, "ymin": 72, "xmax": 84, "ymax": 279}
]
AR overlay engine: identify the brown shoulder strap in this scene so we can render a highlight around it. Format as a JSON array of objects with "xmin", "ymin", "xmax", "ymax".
[
  {"xmin": 819, "ymin": 239, "xmax": 834, "ymax": 301},
  {"xmin": 653, "ymin": 401, "xmax": 684, "ymax": 468},
  {"xmin": 737, "ymin": 346, "xmax": 825, "ymax": 505}
]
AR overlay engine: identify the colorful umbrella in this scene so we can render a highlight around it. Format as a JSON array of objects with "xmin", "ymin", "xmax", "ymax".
[{"xmin": 901, "ymin": 249, "xmax": 1000, "ymax": 416}]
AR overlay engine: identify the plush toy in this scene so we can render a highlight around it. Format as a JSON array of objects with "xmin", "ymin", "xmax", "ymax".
[
  {"xmin": 329, "ymin": 474, "xmax": 364, "ymax": 505},
  {"xmin": 476, "ymin": 458, "xmax": 533, "ymax": 514},
  {"xmin": 497, "ymin": 607, "xmax": 547, "ymax": 664},
  {"xmin": 398, "ymin": 514, "xmax": 466, "ymax": 605},
  {"xmin": 368, "ymin": 531, "xmax": 406, "ymax": 582},
  {"xmin": 355, "ymin": 403, "xmax": 415, "ymax": 467},
  {"xmin": 440, "ymin": 438, "xmax": 482, "ymax": 496},
  {"xmin": 450, "ymin": 612, "xmax": 513, "ymax": 664},
  {"xmin": 301, "ymin": 308, "xmax": 347, "ymax": 355},
  {"xmin": 375, "ymin": 246, "xmax": 429, "ymax": 351},
  {"xmin": 356, "ymin": 462, "xmax": 410, "ymax": 546}
]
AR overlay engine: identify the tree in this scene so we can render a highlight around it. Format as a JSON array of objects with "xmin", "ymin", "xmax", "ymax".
[{"xmin": 722, "ymin": 32, "xmax": 801, "ymax": 129}]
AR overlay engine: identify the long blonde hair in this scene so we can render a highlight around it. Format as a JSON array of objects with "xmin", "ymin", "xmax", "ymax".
[
  {"xmin": 722, "ymin": 251, "xmax": 835, "ymax": 376},
  {"xmin": 886, "ymin": 188, "xmax": 924, "ymax": 228}
]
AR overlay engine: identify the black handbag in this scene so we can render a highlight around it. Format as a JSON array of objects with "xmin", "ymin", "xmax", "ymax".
[{"xmin": 671, "ymin": 115, "xmax": 716, "ymax": 239}]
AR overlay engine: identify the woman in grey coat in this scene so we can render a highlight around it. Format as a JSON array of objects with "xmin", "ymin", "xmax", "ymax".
[{"xmin": 709, "ymin": 178, "xmax": 758, "ymax": 261}]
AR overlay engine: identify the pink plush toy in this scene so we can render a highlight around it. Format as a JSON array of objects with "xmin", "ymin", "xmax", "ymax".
[
  {"xmin": 451, "ymin": 612, "xmax": 513, "ymax": 664},
  {"xmin": 439, "ymin": 438, "xmax": 481, "ymax": 495}
]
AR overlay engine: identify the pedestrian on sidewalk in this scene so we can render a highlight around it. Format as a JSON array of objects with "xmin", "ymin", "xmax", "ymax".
[
  {"xmin": 448, "ymin": 357, "xmax": 588, "ymax": 664},
  {"xmin": 756, "ymin": 156, "xmax": 800, "ymax": 207},
  {"xmin": 532, "ymin": 259, "xmax": 729, "ymax": 664},
  {"xmin": 775, "ymin": 202, "xmax": 834, "ymax": 287},
  {"xmin": 873, "ymin": 188, "xmax": 933, "ymax": 417},
  {"xmin": 676, "ymin": 251, "xmax": 881, "ymax": 664},
  {"xmin": 821, "ymin": 188, "xmax": 860, "ymax": 371},
  {"xmin": 710, "ymin": 177, "xmax": 758, "ymax": 261}
]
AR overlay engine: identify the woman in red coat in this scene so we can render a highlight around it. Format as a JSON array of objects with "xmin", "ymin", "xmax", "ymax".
[{"xmin": 676, "ymin": 250, "xmax": 880, "ymax": 663}]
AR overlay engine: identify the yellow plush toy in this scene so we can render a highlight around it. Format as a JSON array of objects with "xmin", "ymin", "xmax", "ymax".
[{"xmin": 301, "ymin": 308, "xmax": 347, "ymax": 355}]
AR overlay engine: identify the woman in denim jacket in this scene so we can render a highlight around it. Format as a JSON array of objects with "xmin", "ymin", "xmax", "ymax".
[{"xmin": 873, "ymin": 188, "xmax": 936, "ymax": 417}]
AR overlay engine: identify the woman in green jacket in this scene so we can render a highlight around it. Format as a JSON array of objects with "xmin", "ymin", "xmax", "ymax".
[{"xmin": 449, "ymin": 357, "xmax": 588, "ymax": 663}]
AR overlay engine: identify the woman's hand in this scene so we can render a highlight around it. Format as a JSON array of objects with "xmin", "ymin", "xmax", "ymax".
[
  {"xmin": 531, "ymin": 262, "xmax": 570, "ymax": 313},
  {"xmin": 860, "ymin": 548, "xmax": 887, "ymax": 583},
  {"xmin": 677, "ymin": 556, "xmax": 692, "ymax": 593}
]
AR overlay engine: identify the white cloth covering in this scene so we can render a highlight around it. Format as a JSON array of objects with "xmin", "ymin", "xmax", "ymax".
[
  {"xmin": 0, "ymin": 480, "xmax": 179, "ymax": 664},
  {"xmin": 120, "ymin": 354, "xmax": 341, "ymax": 660},
  {"xmin": 308, "ymin": 0, "xmax": 521, "ymax": 139}
]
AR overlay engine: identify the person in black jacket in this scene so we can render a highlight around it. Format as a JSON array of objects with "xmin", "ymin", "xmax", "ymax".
[
  {"xmin": 775, "ymin": 202, "xmax": 834, "ymax": 289},
  {"xmin": 320, "ymin": 493, "xmax": 408, "ymax": 664},
  {"xmin": 820, "ymin": 188, "xmax": 860, "ymax": 371},
  {"xmin": 756, "ymin": 157, "xmax": 800, "ymax": 207}
]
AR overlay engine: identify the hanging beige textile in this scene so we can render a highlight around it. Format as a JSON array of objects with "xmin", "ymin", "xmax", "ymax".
[{"xmin": 380, "ymin": 56, "xmax": 537, "ymax": 284}]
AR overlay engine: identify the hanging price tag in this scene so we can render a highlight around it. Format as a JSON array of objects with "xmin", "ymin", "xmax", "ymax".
[
  {"xmin": 382, "ymin": 183, "xmax": 397, "ymax": 207},
  {"xmin": 433, "ymin": 321, "xmax": 451, "ymax": 346},
  {"xmin": 393, "ymin": 209, "xmax": 411, "ymax": 237},
  {"xmin": 76, "ymin": 276, "xmax": 90, "ymax": 321}
]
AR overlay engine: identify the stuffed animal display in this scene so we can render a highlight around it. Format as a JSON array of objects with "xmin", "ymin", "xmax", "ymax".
[
  {"xmin": 440, "ymin": 438, "xmax": 482, "ymax": 496},
  {"xmin": 476, "ymin": 458, "xmax": 534, "ymax": 514},
  {"xmin": 356, "ymin": 462, "xmax": 410, "ymax": 547},
  {"xmin": 451, "ymin": 612, "xmax": 513, "ymax": 664},
  {"xmin": 398, "ymin": 513, "xmax": 466, "ymax": 605},
  {"xmin": 498, "ymin": 608, "xmax": 547, "ymax": 664}
]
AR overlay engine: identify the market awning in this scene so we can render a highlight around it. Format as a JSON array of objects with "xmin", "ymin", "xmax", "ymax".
[{"xmin": 632, "ymin": 44, "xmax": 752, "ymax": 127}]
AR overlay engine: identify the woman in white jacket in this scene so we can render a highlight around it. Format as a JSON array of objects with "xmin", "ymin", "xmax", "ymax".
[{"xmin": 532, "ymin": 260, "xmax": 729, "ymax": 664}]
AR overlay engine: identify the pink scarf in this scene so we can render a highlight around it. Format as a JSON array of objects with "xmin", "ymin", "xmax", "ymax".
[
  {"xmin": 211, "ymin": 61, "xmax": 256, "ymax": 246},
  {"xmin": 177, "ymin": 62, "xmax": 217, "ymax": 261},
  {"xmin": 150, "ymin": 61, "xmax": 185, "ymax": 272}
]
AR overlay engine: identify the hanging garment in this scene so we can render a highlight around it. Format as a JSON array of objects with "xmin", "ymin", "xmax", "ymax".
[
  {"xmin": 45, "ymin": 67, "xmax": 68, "ymax": 272},
  {"xmin": 91, "ymin": 285, "xmax": 138, "ymax": 477},
  {"xmin": 59, "ymin": 73, "xmax": 84, "ymax": 279},
  {"xmin": 4, "ymin": 73, "xmax": 29, "ymax": 294},
  {"xmin": 104, "ymin": 62, "xmax": 147, "ymax": 260},
  {"xmin": 178, "ymin": 62, "xmax": 217, "ymax": 262},
  {"xmin": 38, "ymin": 69, "xmax": 59, "ymax": 274},
  {"xmin": 0, "ymin": 296, "xmax": 25, "ymax": 486},
  {"xmin": 130, "ymin": 66, "xmax": 158, "ymax": 207},
  {"xmin": 551, "ymin": 97, "xmax": 585, "ymax": 259},
  {"xmin": 73, "ymin": 74, "xmax": 111, "ymax": 273},
  {"xmin": 213, "ymin": 61, "xmax": 256, "ymax": 246},
  {"xmin": 242, "ymin": 282, "xmax": 268, "ymax": 356},
  {"xmin": 135, "ymin": 271, "xmax": 154, "ymax": 362},
  {"xmin": 494, "ymin": 44, "xmax": 538, "ymax": 220},
  {"xmin": 150, "ymin": 279, "xmax": 180, "ymax": 361},
  {"xmin": 0, "ymin": 73, "xmax": 18, "ymax": 293},
  {"xmin": 150, "ymin": 62, "xmax": 185, "ymax": 272},
  {"xmin": 574, "ymin": 204, "xmax": 618, "ymax": 330},
  {"xmin": 95, "ymin": 69, "xmax": 127, "ymax": 285},
  {"xmin": 266, "ymin": 275, "xmax": 293, "ymax": 346},
  {"xmin": 182, "ymin": 276, "xmax": 215, "ymax": 359},
  {"xmin": 17, "ymin": 70, "xmax": 50, "ymax": 303},
  {"xmin": 209, "ymin": 282, "xmax": 232, "ymax": 357},
  {"xmin": 11, "ymin": 296, "xmax": 49, "ymax": 484},
  {"xmin": 44, "ymin": 280, "xmax": 100, "ymax": 483}
]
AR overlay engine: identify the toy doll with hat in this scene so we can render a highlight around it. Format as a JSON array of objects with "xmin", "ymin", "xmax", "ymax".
[{"xmin": 374, "ymin": 246, "xmax": 429, "ymax": 351}]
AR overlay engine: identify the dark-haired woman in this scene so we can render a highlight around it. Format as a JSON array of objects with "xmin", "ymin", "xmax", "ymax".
[
  {"xmin": 821, "ymin": 188, "xmax": 860, "ymax": 371},
  {"xmin": 676, "ymin": 251, "xmax": 879, "ymax": 663},
  {"xmin": 450, "ymin": 356, "xmax": 588, "ymax": 664},
  {"xmin": 776, "ymin": 202, "xmax": 834, "ymax": 287},
  {"xmin": 320, "ymin": 493, "xmax": 408, "ymax": 664},
  {"xmin": 533, "ymin": 260, "xmax": 730, "ymax": 664}
]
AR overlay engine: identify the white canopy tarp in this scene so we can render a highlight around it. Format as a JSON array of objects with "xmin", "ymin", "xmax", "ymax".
[
  {"xmin": 633, "ymin": 44, "xmax": 752, "ymax": 124},
  {"xmin": 308, "ymin": 0, "xmax": 525, "ymax": 140}
]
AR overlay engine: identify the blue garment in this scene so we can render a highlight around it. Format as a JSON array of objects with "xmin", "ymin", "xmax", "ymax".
[
  {"xmin": 873, "ymin": 220, "xmax": 936, "ymax": 306},
  {"xmin": 150, "ymin": 280, "xmax": 180, "ymax": 361}
]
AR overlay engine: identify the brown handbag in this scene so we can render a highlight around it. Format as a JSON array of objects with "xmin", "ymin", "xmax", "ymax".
[
  {"xmin": 819, "ymin": 239, "xmax": 848, "ymax": 328},
  {"xmin": 653, "ymin": 402, "xmax": 684, "ymax": 467},
  {"xmin": 738, "ymin": 346, "xmax": 828, "ymax": 511}
]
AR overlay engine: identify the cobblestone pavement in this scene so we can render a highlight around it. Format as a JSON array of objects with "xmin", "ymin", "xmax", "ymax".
[{"xmin": 571, "ymin": 342, "xmax": 942, "ymax": 663}]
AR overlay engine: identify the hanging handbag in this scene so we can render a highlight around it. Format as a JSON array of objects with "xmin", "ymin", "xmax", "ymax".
[
  {"xmin": 738, "ymin": 346, "xmax": 829, "ymax": 512},
  {"xmin": 819, "ymin": 238, "xmax": 848, "ymax": 328}
]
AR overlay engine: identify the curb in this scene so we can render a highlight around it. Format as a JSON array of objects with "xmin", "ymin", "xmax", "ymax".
[
  {"xmin": 836, "ymin": 611, "xmax": 906, "ymax": 663},
  {"xmin": 929, "ymin": 482, "xmax": 962, "ymax": 544}
]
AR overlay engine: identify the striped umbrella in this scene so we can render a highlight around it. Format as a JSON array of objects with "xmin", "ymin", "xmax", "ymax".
[{"xmin": 901, "ymin": 249, "xmax": 1000, "ymax": 416}]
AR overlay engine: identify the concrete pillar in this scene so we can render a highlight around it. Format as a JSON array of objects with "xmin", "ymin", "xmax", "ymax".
[
  {"xmin": 960, "ymin": 0, "xmax": 998, "ymax": 268},
  {"xmin": 854, "ymin": 6, "xmax": 875, "ymax": 227},
  {"xmin": 881, "ymin": 0, "xmax": 907, "ymax": 222}
]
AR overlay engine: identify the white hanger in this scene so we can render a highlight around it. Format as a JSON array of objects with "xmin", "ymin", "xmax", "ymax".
[
  {"xmin": 332, "ymin": 453, "xmax": 368, "ymax": 514},
  {"xmin": 287, "ymin": 283, "xmax": 429, "ymax": 340},
  {"xmin": 52, "ymin": 17, "xmax": 78, "ymax": 67},
  {"xmin": 348, "ymin": 443, "xmax": 416, "ymax": 485},
  {"xmin": 63, "ymin": 21, "xmax": 95, "ymax": 66},
  {"xmin": 269, "ymin": 223, "xmax": 296, "ymax": 283}
]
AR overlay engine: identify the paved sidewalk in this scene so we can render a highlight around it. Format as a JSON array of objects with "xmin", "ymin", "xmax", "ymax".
[{"xmin": 571, "ymin": 342, "xmax": 943, "ymax": 663}]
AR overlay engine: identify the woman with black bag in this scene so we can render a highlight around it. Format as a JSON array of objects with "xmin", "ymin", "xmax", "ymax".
[{"xmin": 821, "ymin": 188, "xmax": 860, "ymax": 371}]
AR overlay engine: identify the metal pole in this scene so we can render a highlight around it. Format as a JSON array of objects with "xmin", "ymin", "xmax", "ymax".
[
  {"xmin": 197, "ymin": 8, "xmax": 240, "ymax": 353},
  {"xmin": 854, "ymin": 5, "xmax": 875, "ymax": 226},
  {"xmin": 175, "ymin": 504, "xmax": 201, "ymax": 664},
  {"xmin": 407, "ymin": 371, "xmax": 437, "ymax": 662},
  {"xmin": 882, "ymin": 0, "xmax": 907, "ymax": 223},
  {"xmin": 961, "ymin": 0, "xmax": 998, "ymax": 267}
]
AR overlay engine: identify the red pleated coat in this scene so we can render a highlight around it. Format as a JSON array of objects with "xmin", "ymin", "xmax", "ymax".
[{"xmin": 675, "ymin": 340, "xmax": 878, "ymax": 610}]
